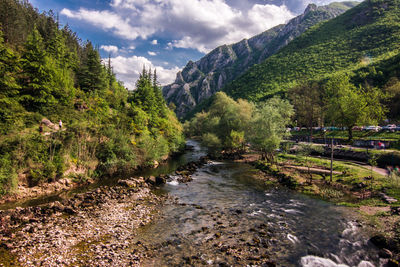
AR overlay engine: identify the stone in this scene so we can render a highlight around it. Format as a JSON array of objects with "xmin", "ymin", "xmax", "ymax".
[
  {"xmin": 370, "ymin": 235, "xmax": 388, "ymax": 249},
  {"xmin": 146, "ymin": 176, "xmax": 156, "ymax": 185},
  {"xmin": 118, "ymin": 180, "xmax": 136, "ymax": 188},
  {"xmin": 378, "ymin": 248, "xmax": 392, "ymax": 258},
  {"xmin": 155, "ymin": 176, "xmax": 166, "ymax": 185}
]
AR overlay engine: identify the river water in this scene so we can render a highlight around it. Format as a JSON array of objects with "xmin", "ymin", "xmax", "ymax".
[
  {"xmin": 1, "ymin": 140, "xmax": 381, "ymax": 266},
  {"xmin": 135, "ymin": 140, "xmax": 381, "ymax": 266}
]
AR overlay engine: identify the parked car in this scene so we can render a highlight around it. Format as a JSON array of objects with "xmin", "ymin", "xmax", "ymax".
[
  {"xmin": 364, "ymin": 126, "xmax": 381, "ymax": 132},
  {"xmin": 396, "ymin": 125, "xmax": 400, "ymax": 132},
  {"xmin": 352, "ymin": 126, "xmax": 364, "ymax": 131},
  {"xmin": 382, "ymin": 124, "xmax": 397, "ymax": 132}
]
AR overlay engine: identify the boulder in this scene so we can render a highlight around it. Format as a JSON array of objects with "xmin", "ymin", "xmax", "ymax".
[
  {"xmin": 378, "ymin": 248, "xmax": 393, "ymax": 258},
  {"xmin": 146, "ymin": 176, "xmax": 156, "ymax": 185},
  {"xmin": 155, "ymin": 175, "xmax": 167, "ymax": 185},
  {"xmin": 41, "ymin": 118, "xmax": 56, "ymax": 129},
  {"xmin": 153, "ymin": 161, "xmax": 159, "ymax": 168},
  {"xmin": 118, "ymin": 179, "xmax": 136, "ymax": 188},
  {"xmin": 370, "ymin": 234, "xmax": 388, "ymax": 249}
]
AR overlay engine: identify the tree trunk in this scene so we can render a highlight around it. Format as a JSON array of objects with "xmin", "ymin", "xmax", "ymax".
[{"xmin": 348, "ymin": 126, "xmax": 353, "ymax": 141}]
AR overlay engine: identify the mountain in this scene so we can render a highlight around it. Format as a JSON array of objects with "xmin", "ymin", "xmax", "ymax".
[
  {"xmin": 223, "ymin": 0, "xmax": 400, "ymax": 102},
  {"xmin": 162, "ymin": 1, "xmax": 359, "ymax": 118}
]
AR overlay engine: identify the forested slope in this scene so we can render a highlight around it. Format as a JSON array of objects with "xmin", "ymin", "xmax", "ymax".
[
  {"xmin": 0, "ymin": 0, "xmax": 184, "ymax": 196},
  {"xmin": 224, "ymin": 0, "xmax": 400, "ymax": 103}
]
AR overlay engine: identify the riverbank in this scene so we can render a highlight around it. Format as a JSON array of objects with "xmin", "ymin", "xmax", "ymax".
[
  {"xmin": 238, "ymin": 151, "xmax": 400, "ymax": 265},
  {"xmin": 0, "ymin": 177, "xmax": 163, "ymax": 266},
  {"xmin": 0, "ymin": 148, "xmax": 185, "ymax": 206},
  {"xmin": 0, "ymin": 150, "xmax": 210, "ymax": 266}
]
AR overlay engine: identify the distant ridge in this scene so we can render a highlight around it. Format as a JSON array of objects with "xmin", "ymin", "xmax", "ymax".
[
  {"xmin": 223, "ymin": 0, "xmax": 400, "ymax": 102},
  {"xmin": 162, "ymin": 1, "xmax": 359, "ymax": 118}
]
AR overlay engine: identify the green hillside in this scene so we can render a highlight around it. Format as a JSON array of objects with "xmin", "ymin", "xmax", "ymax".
[
  {"xmin": 224, "ymin": 0, "xmax": 400, "ymax": 102},
  {"xmin": 0, "ymin": 0, "xmax": 184, "ymax": 196}
]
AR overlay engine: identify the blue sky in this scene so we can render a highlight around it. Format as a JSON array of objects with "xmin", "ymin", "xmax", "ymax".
[{"xmin": 31, "ymin": 0, "xmax": 354, "ymax": 89}]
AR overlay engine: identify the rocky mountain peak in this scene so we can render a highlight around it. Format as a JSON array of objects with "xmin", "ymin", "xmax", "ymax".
[
  {"xmin": 304, "ymin": 3, "xmax": 318, "ymax": 14},
  {"xmin": 163, "ymin": 2, "xmax": 359, "ymax": 119}
]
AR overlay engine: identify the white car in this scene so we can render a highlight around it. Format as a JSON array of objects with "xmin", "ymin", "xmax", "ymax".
[
  {"xmin": 382, "ymin": 124, "xmax": 396, "ymax": 132},
  {"xmin": 364, "ymin": 126, "xmax": 381, "ymax": 132}
]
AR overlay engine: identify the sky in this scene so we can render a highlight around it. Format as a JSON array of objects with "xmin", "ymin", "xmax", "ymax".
[{"xmin": 30, "ymin": 0, "xmax": 354, "ymax": 89}]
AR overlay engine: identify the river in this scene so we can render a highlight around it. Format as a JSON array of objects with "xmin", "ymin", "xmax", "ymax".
[
  {"xmin": 136, "ymin": 140, "xmax": 380, "ymax": 266},
  {"xmin": 1, "ymin": 140, "xmax": 381, "ymax": 266}
]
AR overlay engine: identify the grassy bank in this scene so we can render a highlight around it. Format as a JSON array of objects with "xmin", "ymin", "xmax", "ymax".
[
  {"xmin": 293, "ymin": 129, "xmax": 400, "ymax": 144},
  {"xmin": 251, "ymin": 152, "xmax": 400, "ymax": 262}
]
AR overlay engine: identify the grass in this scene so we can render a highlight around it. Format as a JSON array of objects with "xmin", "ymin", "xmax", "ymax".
[
  {"xmin": 293, "ymin": 129, "xmax": 400, "ymax": 143},
  {"xmin": 276, "ymin": 153, "xmax": 400, "ymax": 205}
]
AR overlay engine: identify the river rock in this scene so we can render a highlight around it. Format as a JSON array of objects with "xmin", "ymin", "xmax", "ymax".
[
  {"xmin": 370, "ymin": 234, "xmax": 388, "ymax": 249},
  {"xmin": 155, "ymin": 175, "xmax": 167, "ymax": 185},
  {"xmin": 391, "ymin": 206, "xmax": 400, "ymax": 215},
  {"xmin": 118, "ymin": 179, "xmax": 136, "ymax": 188},
  {"xmin": 153, "ymin": 161, "xmax": 159, "ymax": 168},
  {"xmin": 378, "ymin": 248, "xmax": 393, "ymax": 258},
  {"xmin": 146, "ymin": 176, "xmax": 156, "ymax": 185},
  {"xmin": 378, "ymin": 193, "xmax": 398, "ymax": 204}
]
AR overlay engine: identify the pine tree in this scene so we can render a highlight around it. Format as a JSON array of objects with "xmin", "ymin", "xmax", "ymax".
[
  {"xmin": 152, "ymin": 69, "xmax": 166, "ymax": 117},
  {"xmin": 0, "ymin": 28, "xmax": 23, "ymax": 133},
  {"xmin": 132, "ymin": 68, "xmax": 157, "ymax": 115},
  {"xmin": 77, "ymin": 42, "xmax": 107, "ymax": 93},
  {"xmin": 19, "ymin": 27, "xmax": 56, "ymax": 112}
]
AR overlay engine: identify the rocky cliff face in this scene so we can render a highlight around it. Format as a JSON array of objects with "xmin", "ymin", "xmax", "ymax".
[{"xmin": 163, "ymin": 2, "xmax": 359, "ymax": 119}]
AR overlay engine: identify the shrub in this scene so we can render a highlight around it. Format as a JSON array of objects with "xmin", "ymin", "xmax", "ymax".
[
  {"xmin": 377, "ymin": 152, "xmax": 400, "ymax": 168},
  {"xmin": 202, "ymin": 133, "xmax": 222, "ymax": 156},
  {"xmin": 0, "ymin": 155, "xmax": 18, "ymax": 195}
]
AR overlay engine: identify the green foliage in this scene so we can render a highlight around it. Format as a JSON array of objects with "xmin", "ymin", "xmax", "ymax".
[
  {"xmin": 201, "ymin": 133, "xmax": 222, "ymax": 156},
  {"xmin": 0, "ymin": 2, "xmax": 185, "ymax": 195},
  {"xmin": 289, "ymin": 81, "xmax": 322, "ymax": 133},
  {"xmin": 77, "ymin": 42, "xmax": 107, "ymax": 93},
  {"xmin": 187, "ymin": 93, "xmax": 293, "ymax": 159},
  {"xmin": 0, "ymin": 155, "xmax": 17, "ymax": 195},
  {"xmin": 185, "ymin": 92, "xmax": 253, "ymax": 152},
  {"xmin": 249, "ymin": 97, "xmax": 294, "ymax": 160},
  {"xmin": 224, "ymin": 0, "xmax": 400, "ymax": 110},
  {"xmin": 324, "ymin": 74, "xmax": 386, "ymax": 139},
  {"xmin": 226, "ymin": 130, "xmax": 245, "ymax": 150}
]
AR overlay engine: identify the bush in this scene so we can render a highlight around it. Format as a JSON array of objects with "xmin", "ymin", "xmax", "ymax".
[
  {"xmin": 0, "ymin": 155, "xmax": 18, "ymax": 195},
  {"xmin": 377, "ymin": 152, "xmax": 400, "ymax": 168},
  {"xmin": 202, "ymin": 133, "xmax": 222, "ymax": 156}
]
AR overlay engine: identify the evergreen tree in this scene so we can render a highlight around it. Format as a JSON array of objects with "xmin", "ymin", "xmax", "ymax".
[
  {"xmin": 78, "ymin": 42, "xmax": 107, "ymax": 93},
  {"xmin": 153, "ymin": 69, "xmax": 166, "ymax": 117},
  {"xmin": 0, "ymin": 28, "xmax": 23, "ymax": 133},
  {"xmin": 19, "ymin": 27, "xmax": 56, "ymax": 112}
]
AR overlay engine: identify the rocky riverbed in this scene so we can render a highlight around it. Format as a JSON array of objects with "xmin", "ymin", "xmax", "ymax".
[
  {"xmin": 0, "ymin": 180, "xmax": 161, "ymax": 266},
  {"xmin": 0, "ymin": 157, "xmax": 210, "ymax": 266}
]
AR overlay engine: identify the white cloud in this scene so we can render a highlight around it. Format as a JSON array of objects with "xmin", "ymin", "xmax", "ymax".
[
  {"xmin": 60, "ymin": 8, "xmax": 155, "ymax": 40},
  {"xmin": 100, "ymin": 45, "xmax": 119, "ymax": 53},
  {"xmin": 109, "ymin": 55, "xmax": 180, "ymax": 89},
  {"xmin": 62, "ymin": 0, "xmax": 295, "ymax": 53},
  {"xmin": 151, "ymin": 39, "xmax": 158, "ymax": 45},
  {"xmin": 147, "ymin": 51, "xmax": 157, "ymax": 56}
]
